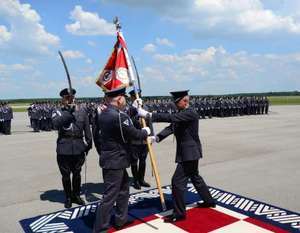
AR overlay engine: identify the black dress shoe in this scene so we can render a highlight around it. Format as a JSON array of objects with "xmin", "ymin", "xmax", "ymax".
[
  {"xmin": 139, "ymin": 180, "xmax": 151, "ymax": 187},
  {"xmin": 132, "ymin": 180, "xmax": 141, "ymax": 190},
  {"xmin": 197, "ymin": 202, "xmax": 216, "ymax": 208},
  {"xmin": 64, "ymin": 198, "xmax": 72, "ymax": 208},
  {"xmin": 114, "ymin": 219, "xmax": 134, "ymax": 230},
  {"xmin": 164, "ymin": 214, "xmax": 186, "ymax": 223},
  {"xmin": 72, "ymin": 195, "xmax": 85, "ymax": 205}
]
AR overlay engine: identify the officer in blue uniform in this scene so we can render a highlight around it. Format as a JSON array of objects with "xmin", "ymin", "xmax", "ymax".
[
  {"xmin": 0, "ymin": 102, "xmax": 3, "ymax": 133},
  {"xmin": 52, "ymin": 88, "xmax": 92, "ymax": 208},
  {"xmin": 0, "ymin": 102, "xmax": 13, "ymax": 135},
  {"xmin": 30, "ymin": 103, "xmax": 41, "ymax": 132},
  {"xmin": 135, "ymin": 90, "xmax": 216, "ymax": 223},
  {"xmin": 93, "ymin": 87, "xmax": 151, "ymax": 233}
]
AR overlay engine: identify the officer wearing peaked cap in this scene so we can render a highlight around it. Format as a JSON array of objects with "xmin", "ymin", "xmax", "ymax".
[
  {"xmin": 30, "ymin": 102, "xmax": 42, "ymax": 132},
  {"xmin": 52, "ymin": 88, "xmax": 92, "ymax": 208},
  {"xmin": 93, "ymin": 86, "xmax": 151, "ymax": 232},
  {"xmin": 134, "ymin": 90, "xmax": 216, "ymax": 223},
  {"xmin": 2, "ymin": 102, "xmax": 13, "ymax": 135}
]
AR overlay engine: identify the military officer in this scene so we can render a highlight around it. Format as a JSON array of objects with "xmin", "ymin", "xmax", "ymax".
[
  {"xmin": 264, "ymin": 96, "xmax": 269, "ymax": 114},
  {"xmin": 30, "ymin": 103, "xmax": 41, "ymax": 132},
  {"xmin": 135, "ymin": 90, "xmax": 216, "ymax": 223},
  {"xmin": 0, "ymin": 102, "xmax": 3, "ymax": 133},
  {"xmin": 93, "ymin": 87, "xmax": 151, "ymax": 233},
  {"xmin": 2, "ymin": 102, "xmax": 13, "ymax": 135},
  {"xmin": 52, "ymin": 88, "xmax": 92, "ymax": 208}
]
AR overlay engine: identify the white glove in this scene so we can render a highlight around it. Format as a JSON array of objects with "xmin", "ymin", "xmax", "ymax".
[
  {"xmin": 142, "ymin": 127, "xmax": 151, "ymax": 135},
  {"xmin": 138, "ymin": 107, "xmax": 151, "ymax": 118},
  {"xmin": 132, "ymin": 98, "xmax": 143, "ymax": 109},
  {"xmin": 148, "ymin": 136, "xmax": 158, "ymax": 144},
  {"xmin": 97, "ymin": 104, "xmax": 107, "ymax": 114}
]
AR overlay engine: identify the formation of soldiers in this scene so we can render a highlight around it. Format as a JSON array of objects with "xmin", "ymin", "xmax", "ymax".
[
  {"xmin": 27, "ymin": 102, "xmax": 57, "ymax": 132},
  {"xmin": 143, "ymin": 95, "xmax": 269, "ymax": 118},
  {"xmin": 0, "ymin": 102, "xmax": 13, "ymax": 135},
  {"xmin": 27, "ymin": 102, "xmax": 96, "ymax": 132},
  {"xmin": 90, "ymin": 95, "xmax": 270, "ymax": 121},
  {"xmin": 26, "ymin": 95, "xmax": 270, "ymax": 133}
]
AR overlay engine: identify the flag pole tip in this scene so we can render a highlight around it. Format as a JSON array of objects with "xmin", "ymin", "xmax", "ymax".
[{"xmin": 113, "ymin": 16, "xmax": 121, "ymax": 30}]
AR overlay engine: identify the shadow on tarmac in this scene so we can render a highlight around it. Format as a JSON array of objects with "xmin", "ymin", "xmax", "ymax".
[{"xmin": 39, "ymin": 182, "xmax": 106, "ymax": 204}]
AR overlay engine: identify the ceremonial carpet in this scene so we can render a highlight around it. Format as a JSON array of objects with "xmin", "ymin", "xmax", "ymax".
[{"xmin": 20, "ymin": 184, "xmax": 300, "ymax": 232}]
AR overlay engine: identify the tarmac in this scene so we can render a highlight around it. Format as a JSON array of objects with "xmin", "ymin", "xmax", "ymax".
[{"xmin": 0, "ymin": 105, "xmax": 299, "ymax": 233}]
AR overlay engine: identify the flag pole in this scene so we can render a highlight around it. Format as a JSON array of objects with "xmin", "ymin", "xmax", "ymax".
[{"xmin": 113, "ymin": 17, "xmax": 167, "ymax": 211}]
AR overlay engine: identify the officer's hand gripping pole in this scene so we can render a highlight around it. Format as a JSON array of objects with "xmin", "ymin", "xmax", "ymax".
[{"xmin": 113, "ymin": 17, "xmax": 167, "ymax": 211}]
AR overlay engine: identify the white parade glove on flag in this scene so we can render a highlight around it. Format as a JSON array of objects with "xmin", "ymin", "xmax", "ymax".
[
  {"xmin": 132, "ymin": 98, "xmax": 143, "ymax": 109},
  {"xmin": 138, "ymin": 107, "xmax": 151, "ymax": 118},
  {"xmin": 97, "ymin": 104, "xmax": 107, "ymax": 114},
  {"xmin": 142, "ymin": 127, "xmax": 151, "ymax": 135},
  {"xmin": 148, "ymin": 135, "xmax": 159, "ymax": 144}
]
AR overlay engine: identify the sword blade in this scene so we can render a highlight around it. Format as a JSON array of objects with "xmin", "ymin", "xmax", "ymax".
[
  {"xmin": 131, "ymin": 56, "xmax": 142, "ymax": 96},
  {"xmin": 58, "ymin": 50, "xmax": 73, "ymax": 95}
]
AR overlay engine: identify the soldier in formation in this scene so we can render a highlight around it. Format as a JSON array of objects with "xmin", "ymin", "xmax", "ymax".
[{"xmin": 0, "ymin": 102, "xmax": 13, "ymax": 135}]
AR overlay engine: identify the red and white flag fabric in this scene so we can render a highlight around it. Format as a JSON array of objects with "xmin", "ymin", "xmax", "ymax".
[{"xmin": 96, "ymin": 32, "xmax": 132, "ymax": 91}]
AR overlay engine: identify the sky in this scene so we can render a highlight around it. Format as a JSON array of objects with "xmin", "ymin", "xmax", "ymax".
[{"xmin": 1, "ymin": 0, "xmax": 300, "ymax": 99}]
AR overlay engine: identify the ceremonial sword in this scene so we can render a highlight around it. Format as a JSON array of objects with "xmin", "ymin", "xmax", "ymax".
[{"xmin": 58, "ymin": 50, "xmax": 73, "ymax": 97}]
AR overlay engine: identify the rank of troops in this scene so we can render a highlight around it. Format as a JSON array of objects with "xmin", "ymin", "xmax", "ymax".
[
  {"xmin": 27, "ymin": 101, "xmax": 97, "ymax": 132},
  {"xmin": 27, "ymin": 102, "xmax": 57, "ymax": 132},
  {"xmin": 143, "ymin": 95, "xmax": 269, "ymax": 118},
  {"xmin": 27, "ymin": 95, "xmax": 269, "ymax": 134},
  {"xmin": 0, "ymin": 102, "xmax": 13, "ymax": 135}
]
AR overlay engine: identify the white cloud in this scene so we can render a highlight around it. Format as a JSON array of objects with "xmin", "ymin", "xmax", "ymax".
[
  {"xmin": 155, "ymin": 37, "xmax": 174, "ymax": 47},
  {"xmin": 80, "ymin": 76, "xmax": 96, "ymax": 86},
  {"xmin": 109, "ymin": 0, "xmax": 189, "ymax": 13},
  {"xmin": 0, "ymin": 25, "xmax": 11, "ymax": 43},
  {"xmin": 71, "ymin": 75, "xmax": 96, "ymax": 87},
  {"xmin": 154, "ymin": 47, "xmax": 219, "ymax": 64},
  {"xmin": 141, "ymin": 47, "xmax": 300, "ymax": 94},
  {"xmin": 110, "ymin": 0, "xmax": 300, "ymax": 38},
  {"xmin": 142, "ymin": 43, "xmax": 156, "ymax": 53},
  {"xmin": 86, "ymin": 58, "xmax": 93, "ymax": 64},
  {"xmin": 0, "ymin": 63, "xmax": 33, "ymax": 79},
  {"xmin": 143, "ymin": 67, "xmax": 166, "ymax": 81},
  {"xmin": 65, "ymin": 5, "xmax": 115, "ymax": 36},
  {"xmin": 186, "ymin": 0, "xmax": 300, "ymax": 37},
  {"xmin": 61, "ymin": 50, "xmax": 85, "ymax": 59},
  {"xmin": 87, "ymin": 40, "xmax": 96, "ymax": 46},
  {"xmin": 0, "ymin": 0, "xmax": 60, "ymax": 55}
]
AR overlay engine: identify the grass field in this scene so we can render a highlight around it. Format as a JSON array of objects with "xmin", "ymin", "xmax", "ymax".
[
  {"xmin": 12, "ymin": 108, "xmax": 28, "ymax": 112},
  {"xmin": 268, "ymin": 96, "xmax": 300, "ymax": 105}
]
